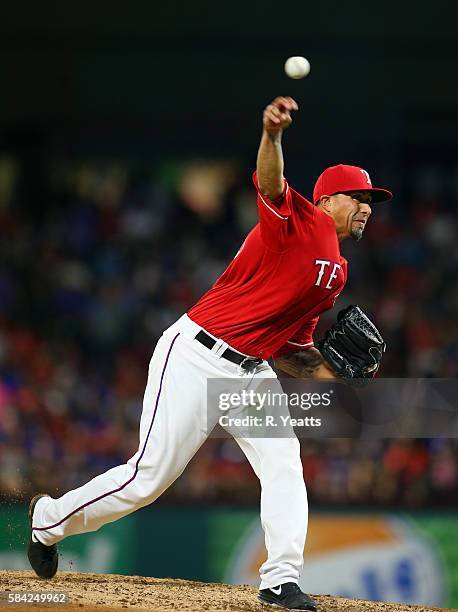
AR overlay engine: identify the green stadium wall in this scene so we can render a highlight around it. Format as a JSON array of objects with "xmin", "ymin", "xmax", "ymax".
[{"xmin": 0, "ymin": 505, "xmax": 456, "ymax": 608}]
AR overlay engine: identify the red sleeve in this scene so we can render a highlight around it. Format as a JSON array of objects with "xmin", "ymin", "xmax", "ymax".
[
  {"xmin": 273, "ymin": 316, "xmax": 319, "ymax": 358},
  {"xmin": 252, "ymin": 171, "xmax": 292, "ymax": 249}
]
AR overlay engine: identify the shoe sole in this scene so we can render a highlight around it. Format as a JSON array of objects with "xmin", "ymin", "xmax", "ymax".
[
  {"xmin": 257, "ymin": 594, "xmax": 317, "ymax": 611},
  {"xmin": 28, "ymin": 494, "xmax": 58, "ymax": 579}
]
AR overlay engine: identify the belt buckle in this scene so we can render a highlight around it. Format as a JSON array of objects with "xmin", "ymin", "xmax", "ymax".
[{"xmin": 239, "ymin": 356, "xmax": 261, "ymax": 372}]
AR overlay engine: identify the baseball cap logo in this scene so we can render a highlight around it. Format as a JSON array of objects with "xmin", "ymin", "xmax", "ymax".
[
  {"xmin": 360, "ymin": 169, "xmax": 372, "ymax": 186},
  {"xmin": 360, "ymin": 168, "xmax": 372, "ymax": 187}
]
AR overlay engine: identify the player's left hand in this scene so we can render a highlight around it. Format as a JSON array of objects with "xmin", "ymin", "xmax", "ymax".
[{"xmin": 317, "ymin": 305, "xmax": 386, "ymax": 383}]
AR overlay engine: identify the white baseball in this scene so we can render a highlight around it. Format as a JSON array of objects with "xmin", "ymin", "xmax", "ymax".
[{"xmin": 284, "ymin": 56, "xmax": 311, "ymax": 79}]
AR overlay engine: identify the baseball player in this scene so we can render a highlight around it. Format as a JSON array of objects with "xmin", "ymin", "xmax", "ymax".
[{"xmin": 28, "ymin": 96, "xmax": 392, "ymax": 611}]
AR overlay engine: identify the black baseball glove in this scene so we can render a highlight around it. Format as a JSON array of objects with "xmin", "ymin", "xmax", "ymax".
[{"xmin": 317, "ymin": 305, "xmax": 386, "ymax": 381}]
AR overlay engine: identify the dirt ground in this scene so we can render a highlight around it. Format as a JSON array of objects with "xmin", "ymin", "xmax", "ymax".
[{"xmin": 0, "ymin": 572, "xmax": 455, "ymax": 612}]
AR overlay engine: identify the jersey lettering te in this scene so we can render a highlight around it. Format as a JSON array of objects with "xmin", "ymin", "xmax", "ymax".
[{"xmin": 188, "ymin": 172, "xmax": 347, "ymax": 359}]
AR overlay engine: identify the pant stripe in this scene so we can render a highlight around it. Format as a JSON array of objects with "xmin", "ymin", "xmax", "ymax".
[{"xmin": 32, "ymin": 332, "xmax": 180, "ymax": 533}]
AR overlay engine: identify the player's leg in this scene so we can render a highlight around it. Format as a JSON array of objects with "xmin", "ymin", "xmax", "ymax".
[
  {"xmin": 31, "ymin": 323, "xmax": 210, "ymax": 546},
  {"xmin": 233, "ymin": 375, "xmax": 308, "ymax": 591},
  {"xmin": 235, "ymin": 435, "xmax": 307, "ymax": 589}
]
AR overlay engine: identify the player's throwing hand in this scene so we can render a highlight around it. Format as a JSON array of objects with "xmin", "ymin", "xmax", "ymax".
[{"xmin": 263, "ymin": 96, "xmax": 298, "ymax": 134}]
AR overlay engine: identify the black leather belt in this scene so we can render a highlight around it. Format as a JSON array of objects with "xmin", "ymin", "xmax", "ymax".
[{"xmin": 195, "ymin": 330, "xmax": 262, "ymax": 370}]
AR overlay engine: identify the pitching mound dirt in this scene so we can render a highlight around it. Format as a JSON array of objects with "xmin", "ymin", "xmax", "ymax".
[{"xmin": 0, "ymin": 572, "xmax": 454, "ymax": 612}]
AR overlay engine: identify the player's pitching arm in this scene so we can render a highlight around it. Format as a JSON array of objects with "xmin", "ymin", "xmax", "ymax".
[
  {"xmin": 257, "ymin": 96, "xmax": 298, "ymax": 200},
  {"xmin": 274, "ymin": 347, "xmax": 337, "ymax": 379}
]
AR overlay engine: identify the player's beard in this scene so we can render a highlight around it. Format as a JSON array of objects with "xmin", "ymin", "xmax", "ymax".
[{"xmin": 350, "ymin": 225, "xmax": 364, "ymax": 242}]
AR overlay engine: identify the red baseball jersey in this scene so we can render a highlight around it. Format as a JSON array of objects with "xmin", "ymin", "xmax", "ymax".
[{"xmin": 188, "ymin": 172, "xmax": 347, "ymax": 359}]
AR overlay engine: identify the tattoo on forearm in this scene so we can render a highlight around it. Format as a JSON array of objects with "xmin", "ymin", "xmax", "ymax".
[{"xmin": 274, "ymin": 348, "xmax": 324, "ymax": 378}]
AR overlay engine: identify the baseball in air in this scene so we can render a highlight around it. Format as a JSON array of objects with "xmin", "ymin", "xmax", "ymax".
[{"xmin": 284, "ymin": 56, "xmax": 311, "ymax": 79}]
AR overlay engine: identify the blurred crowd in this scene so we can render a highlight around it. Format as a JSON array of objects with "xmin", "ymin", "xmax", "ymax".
[{"xmin": 0, "ymin": 157, "xmax": 456, "ymax": 506}]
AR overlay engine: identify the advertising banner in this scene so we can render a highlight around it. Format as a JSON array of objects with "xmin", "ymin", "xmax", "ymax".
[
  {"xmin": 223, "ymin": 513, "xmax": 456, "ymax": 607},
  {"xmin": 1, "ymin": 505, "xmax": 456, "ymax": 607}
]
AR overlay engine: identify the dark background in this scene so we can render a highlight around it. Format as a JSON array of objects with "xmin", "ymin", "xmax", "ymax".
[{"xmin": 2, "ymin": 2, "xmax": 458, "ymax": 160}]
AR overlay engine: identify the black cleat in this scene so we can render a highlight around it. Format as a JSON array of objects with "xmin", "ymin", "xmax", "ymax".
[
  {"xmin": 258, "ymin": 582, "xmax": 317, "ymax": 611},
  {"xmin": 27, "ymin": 494, "xmax": 58, "ymax": 579}
]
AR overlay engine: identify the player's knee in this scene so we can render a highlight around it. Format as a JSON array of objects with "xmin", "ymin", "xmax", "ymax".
[
  {"xmin": 261, "ymin": 438, "xmax": 302, "ymax": 473},
  {"xmin": 126, "ymin": 471, "xmax": 159, "ymax": 504}
]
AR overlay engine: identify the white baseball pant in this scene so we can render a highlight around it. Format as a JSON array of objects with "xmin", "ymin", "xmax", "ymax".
[{"xmin": 32, "ymin": 314, "xmax": 308, "ymax": 589}]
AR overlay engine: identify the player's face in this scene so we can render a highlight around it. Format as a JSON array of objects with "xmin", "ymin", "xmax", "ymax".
[{"xmin": 330, "ymin": 191, "xmax": 372, "ymax": 242}]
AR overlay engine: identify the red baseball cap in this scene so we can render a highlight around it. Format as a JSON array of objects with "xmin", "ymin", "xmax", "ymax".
[{"xmin": 313, "ymin": 164, "xmax": 393, "ymax": 204}]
